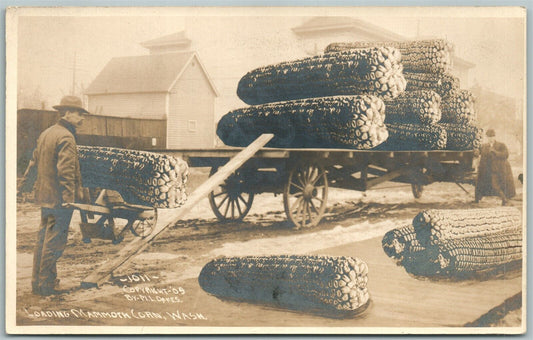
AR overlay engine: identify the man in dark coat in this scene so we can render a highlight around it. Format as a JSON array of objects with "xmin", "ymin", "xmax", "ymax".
[
  {"xmin": 18, "ymin": 95, "xmax": 89, "ymax": 296},
  {"xmin": 474, "ymin": 129, "xmax": 516, "ymax": 205}
]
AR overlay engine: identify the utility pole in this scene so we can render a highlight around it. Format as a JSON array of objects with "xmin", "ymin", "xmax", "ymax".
[{"xmin": 71, "ymin": 51, "xmax": 76, "ymax": 95}]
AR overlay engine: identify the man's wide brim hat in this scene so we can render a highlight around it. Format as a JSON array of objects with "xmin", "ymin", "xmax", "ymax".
[{"xmin": 53, "ymin": 95, "xmax": 90, "ymax": 114}]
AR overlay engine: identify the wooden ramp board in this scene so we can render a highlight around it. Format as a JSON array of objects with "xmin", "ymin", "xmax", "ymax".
[{"xmin": 81, "ymin": 133, "xmax": 274, "ymax": 288}]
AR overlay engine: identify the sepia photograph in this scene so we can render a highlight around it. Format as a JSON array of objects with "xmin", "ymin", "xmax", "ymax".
[{"xmin": 5, "ymin": 6, "xmax": 527, "ymax": 334}]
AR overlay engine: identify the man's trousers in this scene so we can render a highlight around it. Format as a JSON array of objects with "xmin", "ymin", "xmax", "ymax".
[{"xmin": 32, "ymin": 207, "xmax": 73, "ymax": 293}]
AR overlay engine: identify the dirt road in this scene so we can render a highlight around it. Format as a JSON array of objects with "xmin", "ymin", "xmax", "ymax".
[{"xmin": 14, "ymin": 178, "xmax": 524, "ymax": 331}]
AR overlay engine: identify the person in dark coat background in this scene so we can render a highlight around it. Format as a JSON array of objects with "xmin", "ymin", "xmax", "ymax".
[
  {"xmin": 18, "ymin": 95, "xmax": 89, "ymax": 296},
  {"xmin": 474, "ymin": 129, "xmax": 516, "ymax": 206}
]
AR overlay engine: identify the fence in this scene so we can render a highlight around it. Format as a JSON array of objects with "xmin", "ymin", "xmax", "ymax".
[{"xmin": 17, "ymin": 109, "xmax": 167, "ymax": 174}]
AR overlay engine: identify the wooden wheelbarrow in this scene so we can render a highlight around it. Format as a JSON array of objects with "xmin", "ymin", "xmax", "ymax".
[{"xmin": 66, "ymin": 189, "xmax": 157, "ymax": 244}]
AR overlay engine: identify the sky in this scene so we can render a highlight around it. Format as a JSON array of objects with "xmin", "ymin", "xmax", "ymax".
[{"xmin": 10, "ymin": 7, "xmax": 526, "ymax": 111}]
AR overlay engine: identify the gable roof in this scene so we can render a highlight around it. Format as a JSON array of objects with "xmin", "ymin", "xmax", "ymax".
[
  {"xmin": 85, "ymin": 52, "xmax": 218, "ymax": 96},
  {"xmin": 140, "ymin": 31, "xmax": 191, "ymax": 49},
  {"xmin": 292, "ymin": 17, "xmax": 406, "ymax": 41}
]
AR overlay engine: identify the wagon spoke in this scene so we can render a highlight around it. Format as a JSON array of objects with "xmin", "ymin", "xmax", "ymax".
[
  {"xmin": 312, "ymin": 196, "xmax": 324, "ymax": 204},
  {"xmin": 290, "ymin": 196, "xmax": 303, "ymax": 213},
  {"xmin": 308, "ymin": 166, "xmax": 317, "ymax": 183},
  {"xmin": 235, "ymin": 197, "xmax": 243, "ymax": 216},
  {"xmin": 231, "ymin": 199, "xmax": 235, "ymax": 219},
  {"xmin": 290, "ymin": 181, "xmax": 305, "ymax": 191},
  {"xmin": 298, "ymin": 200, "xmax": 306, "ymax": 226},
  {"xmin": 306, "ymin": 200, "xmax": 312, "ymax": 222},
  {"xmin": 216, "ymin": 194, "xmax": 229, "ymax": 209},
  {"xmin": 309, "ymin": 199, "xmax": 319, "ymax": 214},
  {"xmin": 303, "ymin": 200, "xmax": 309, "ymax": 222},
  {"xmin": 237, "ymin": 194, "xmax": 248, "ymax": 206},
  {"xmin": 213, "ymin": 191, "xmax": 226, "ymax": 198},
  {"xmin": 223, "ymin": 198, "xmax": 231, "ymax": 217},
  {"xmin": 310, "ymin": 170, "xmax": 324, "ymax": 186},
  {"xmin": 297, "ymin": 172, "xmax": 306, "ymax": 187}
]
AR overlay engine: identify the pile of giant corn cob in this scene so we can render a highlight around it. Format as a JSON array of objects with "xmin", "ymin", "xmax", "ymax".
[
  {"xmin": 198, "ymin": 255, "xmax": 370, "ymax": 317},
  {"xmin": 382, "ymin": 207, "xmax": 522, "ymax": 278},
  {"xmin": 218, "ymin": 46, "xmax": 406, "ymax": 149},
  {"xmin": 219, "ymin": 39, "xmax": 483, "ymax": 151},
  {"xmin": 78, "ymin": 146, "xmax": 189, "ymax": 208},
  {"xmin": 327, "ymin": 40, "xmax": 483, "ymax": 151}
]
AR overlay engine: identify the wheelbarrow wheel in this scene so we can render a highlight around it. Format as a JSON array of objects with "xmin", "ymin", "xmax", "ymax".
[
  {"xmin": 411, "ymin": 183, "xmax": 424, "ymax": 199},
  {"xmin": 283, "ymin": 163, "xmax": 328, "ymax": 229},
  {"xmin": 130, "ymin": 209, "xmax": 157, "ymax": 238},
  {"xmin": 208, "ymin": 167, "xmax": 254, "ymax": 222}
]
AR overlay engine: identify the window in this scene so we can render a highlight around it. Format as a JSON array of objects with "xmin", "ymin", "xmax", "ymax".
[{"xmin": 188, "ymin": 120, "xmax": 197, "ymax": 132}]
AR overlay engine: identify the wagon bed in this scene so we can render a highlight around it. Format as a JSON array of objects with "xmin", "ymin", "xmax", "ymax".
[{"xmin": 159, "ymin": 147, "xmax": 476, "ymax": 229}]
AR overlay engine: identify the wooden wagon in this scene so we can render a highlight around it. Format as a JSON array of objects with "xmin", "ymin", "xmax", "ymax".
[{"xmin": 164, "ymin": 148, "xmax": 476, "ymax": 229}]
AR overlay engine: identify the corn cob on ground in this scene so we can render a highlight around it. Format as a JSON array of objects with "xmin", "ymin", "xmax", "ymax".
[
  {"xmin": 217, "ymin": 95, "xmax": 389, "ymax": 149},
  {"xmin": 441, "ymin": 122, "xmax": 483, "ymax": 150},
  {"xmin": 78, "ymin": 146, "xmax": 188, "ymax": 208},
  {"xmin": 198, "ymin": 255, "xmax": 370, "ymax": 317},
  {"xmin": 399, "ymin": 249, "xmax": 443, "ymax": 277},
  {"xmin": 412, "ymin": 207, "xmax": 522, "ymax": 247},
  {"xmin": 382, "ymin": 224, "xmax": 425, "ymax": 260},
  {"xmin": 440, "ymin": 90, "xmax": 476, "ymax": 124},
  {"xmin": 237, "ymin": 47, "xmax": 406, "ymax": 105},
  {"xmin": 404, "ymin": 72, "xmax": 460, "ymax": 99},
  {"xmin": 383, "ymin": 90, "xmax": 442, "ymax": 125},
  {"xmin": 326, "ymin": 39, "xmax": 453, "ymax": 74},
  {"xmin": 376, "ymin": 123, "xmax": 447, "ymax": 150},
  {"xmin": 429, "ymin": 232, "xmax": 522, "ymax": 275}
]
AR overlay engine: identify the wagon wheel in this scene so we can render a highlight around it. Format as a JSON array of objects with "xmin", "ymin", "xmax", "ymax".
[
  {"xmin": 130, "ymin": 209, "xmax": 158, "ymax": 238},
  {"xmin": 283, "ymin": 163, "xmax": 328, "ymax": 229},
  {"xmin": 411, "ymin": 183, "xmax": 424, "ymax": 199},
  {"xmin": 208, "ymin": 167, "xmax": 254, "ymax": 222}
]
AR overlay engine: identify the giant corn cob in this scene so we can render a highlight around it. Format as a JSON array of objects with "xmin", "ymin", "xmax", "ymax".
[
  {"xmin": 440, "ymin": 90, "xmax": 476, "ymax": 124},
  {"xmin": 78, "ymin": 146, "xmax": 188, "ymax": 208},
  {"xmin": 382, "ymin": 224, "xmax": 425, "ymax": 260},
  {"xmin": 237, "ymin": 47, "xmax": 406, "ymax": 105},
  {"xmin": 217, "ymin": 95, "xmax": 389, "ymax": 149},
  {"xmin": 198, "ymin": 255, "xmax": 370, "ymax": 316},
  {"xmin": 441, "ymin": 122, "xmax": 483, "ymax": 150},
  {"xmin": 377, "ymin": 123, "xmax": 447, "ymax": 150},
  {"xmin": 404, "ymin": 72, "xmax": 460, "ymax": 99},
  {"xmin": 412, "ymin": 207, "xmax": 522, "ymax": 247},
  {"xmin": 429, "ymin": 232, "xmax": 522, "ymax": 275},
  {"xmin": 384, "ymin": 90, "xmax": 442, "ymax": 125},
  {"xmin": 326, "ymin": 39, "xmax": 453, "ymax": 74}
]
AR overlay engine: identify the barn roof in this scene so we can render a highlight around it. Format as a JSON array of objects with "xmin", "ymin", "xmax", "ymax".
[{"xmin": 85, "ymin": 52, "xmax": 218, "ymax": 96}]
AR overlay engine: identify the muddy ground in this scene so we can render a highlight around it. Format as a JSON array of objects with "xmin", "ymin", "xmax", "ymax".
[{"xmin": 12, "ymin": 169, "xmax": 524, "ymax": 332}]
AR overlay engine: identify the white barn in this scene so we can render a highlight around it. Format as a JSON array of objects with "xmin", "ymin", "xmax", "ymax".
[{"xmin": 85, "ymin": 50, "xmax": 219, "ymax": 149}]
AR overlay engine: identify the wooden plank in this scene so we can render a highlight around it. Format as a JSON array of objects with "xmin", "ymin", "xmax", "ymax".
[{"xmin": 81, "ymin": 133, "xmax": 275, "ymax": 288}]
